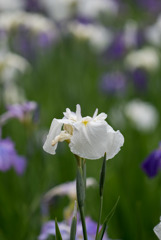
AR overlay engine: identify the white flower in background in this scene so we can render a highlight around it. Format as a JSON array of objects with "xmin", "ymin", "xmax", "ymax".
[
  {"xmin": 77, "ymin": 0, "xmax": 118, "ymax": 19},
  {"xmin": 2, "ymin": 82, "xmax": 26, "ymax": 105},
  {"xmin": 0, "ymin": 48, "xmax": 30, "ymax": 87},
  {"xmin": 68, "ymin": 22, "xmax": 113, "ymax": 52},
  {"xmin": 43, "ymin": 104, "xmax": 124, "ymax": 160},
  {"xmin": 0, "ymin": 0, "xmax": 24, "ymax": 11},
  {"xmin": 0, "ymin": 37, "xmax": 29, "ymax": 104},
  {"xmin": 0, "ymin": 11, "xmax": 57, "ymax": 35},
  {"xmin": 0, "ymin": 52, "xmax": 30, "ymax": 80},
  {"xmin": 0, "ymin": 53, "xmax": 28, "ymax": 104},
  {"xmin": 39, "ymin": 0, "xmax": 76, "ymax": 21},
  {"xmin": 124, "ymin": 47, "xmax": 159, "ymax": 71},
  {"xmin": 124, "ymin": 99, "xmax": 159, "ymax": 132},
  {"xmin": 39, "ymin": 0, "xmax": 118, "ymax": 21},
  {"xmin": 43, "ymin": 178, "xmax": 97, "ymax": 202},
  {"xmin": 154, "ymin": 217, "xmax": 161, "ymax": 240},
  {"xmin": 145, "ymin": 14, "xmax": 161, "ymax": 47}
]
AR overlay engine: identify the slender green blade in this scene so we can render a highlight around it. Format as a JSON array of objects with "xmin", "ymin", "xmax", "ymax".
[
  {"xmin": 99, "ymin": 153, "xmax": 106, "ymax": 197},
  {"xmin": 55, "ymin": 218, "xmax": 63, "ymax": 240},
  {"xmin": 96, "ymin": 221, "xmax": 107, "ymax": 240},
  {"xmin": 96, "ymin": 197, "xmax": 120, "ymax": 240},
  {"xmin": 70, "ymin": 217, "xmax": 77, "ymax": 240},
  {"xmin": 70, "ymin": 201, "xmax": 77, "ymax": 240}
]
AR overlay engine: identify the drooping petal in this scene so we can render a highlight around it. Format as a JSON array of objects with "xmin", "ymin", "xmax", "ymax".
[
  {"xmin": 105, "ymin": 129, "xmax": 124, "ymax": 160},
  {"xmin": 43, "ymin": 119, "xmax": 63, "ymax": 155},
  {"xmin": 69, "ymin": 120, "xmax": 109, "ymax": 159},
  {"xmin": 51, "ymin": 131, "xmax": 72, "ymax": 146}
]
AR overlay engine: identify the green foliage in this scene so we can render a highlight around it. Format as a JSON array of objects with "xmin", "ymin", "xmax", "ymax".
[
  {"xmin": 70, "ymin": 216, "xmax": 77, "ymax": 240},
  {"xmin": 96, "ymin": 197, "xmax": 120, "ymax": 240},
  {"xmin": 55, "ymin": 219, "xmax": 62, "ymax": 240}
]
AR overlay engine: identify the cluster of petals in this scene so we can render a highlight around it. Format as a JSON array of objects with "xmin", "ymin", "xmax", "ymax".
[{"xmin": 43, "ymin": 104, "xmax": 124, "ymax": 160}]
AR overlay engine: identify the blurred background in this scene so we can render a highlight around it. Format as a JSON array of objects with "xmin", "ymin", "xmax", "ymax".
[{"xmin": 0, "ymin": 0, "xmax": 161, "ymax": 239}]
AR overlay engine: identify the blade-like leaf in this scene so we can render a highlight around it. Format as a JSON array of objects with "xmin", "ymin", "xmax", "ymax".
[
  {"xmin": 55, "ymin": 218, "xmax": 62, "ymax": 240},
  {"xmin": 99, "ymin": 153, "xmax": 106, "ymax": 197},
  {"xmin": 96, "ymin": 197, "xmax": 120, "ymax": 240},
  {"xmin": 70, "ymin": 216, "xmax": 77, "ymax": 240},
  {"xmin": 70, "ymin": 201, "xmax": 77, "ymax": 240}
]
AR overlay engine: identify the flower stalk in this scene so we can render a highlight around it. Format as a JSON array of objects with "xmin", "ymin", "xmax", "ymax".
[
  {"xmin": 96, "ymin": 153, "xmax": 106, "ymax": 239},
  {"xmin": 76, "ymin": 156, "xmax": 88, "ymax": 240}
]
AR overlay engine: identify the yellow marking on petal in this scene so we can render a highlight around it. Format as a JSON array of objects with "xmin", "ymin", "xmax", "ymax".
[{"xmin": 82, "ymin": 119, "xmax": 89, "ymax": 126}]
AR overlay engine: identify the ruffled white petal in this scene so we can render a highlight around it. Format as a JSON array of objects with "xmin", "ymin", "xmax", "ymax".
[
  {"xmin": 43, "ymin": 118, "xmax": 63, "ymax": 155},
  {"xmin": 105, "ymin": 128, "xmax": 124, "ymax": 160},
  {"xmin": 69, "ymin": 120, "xmax": 109, "ymax": 159}
]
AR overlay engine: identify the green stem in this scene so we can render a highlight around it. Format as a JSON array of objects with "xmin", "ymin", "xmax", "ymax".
[
  {"xmin": 75, "ymin": 155, "xmax": 88, "ymax": 240},
  {"xmin": 82, "ymin": 158, "xmax": 86, "ymax": 194},
  {"xmin": 96, "ymin": 195, "xmax": 103, "ymax": 239},
  {"xmin": 74, "ymin": 154, "xmax": 82, "ymax": 167},
  {"xmin": 79, "ymin": 206, "xmax": 88, "ymax": 240}
]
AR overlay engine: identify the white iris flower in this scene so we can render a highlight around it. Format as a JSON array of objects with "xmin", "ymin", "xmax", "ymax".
[{"xmin": 43, "ymin": 104, "xmax": 124, "ymax": 160}]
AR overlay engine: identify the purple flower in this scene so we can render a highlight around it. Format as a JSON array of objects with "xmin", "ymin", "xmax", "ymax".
[
  {"xmin": 141, "ymin": 143, "xmax": 161, "ymax": 178},
  {"xmin": 0, "ymin": 101, "xmax": 38, "ymax": 125},
  {"xmin": 100, "ymin": 71, "xmax": 126, "ymax": 95},
  {"xmin": 14, "ymin": 27, "xmax": 36, "ymax": 61},
  {"xmin": 12, "ymin": 25, "xmax": 57, "ymax": 61},
  {"xmin": 77, "ymin": 216, "xmax": 109, "ymax": 240},
  {"xmin": 24, "ymin": 0, "xmax": 44, "ymax": 13},
  {"xmin": 38, "ymin": 217, "xmax": 110, "ymax": 240},
  {"xmin": 37, "ymin": 32, "xmax": 55, "ymax": 49},
  {"xmin": 0, "ymin": 138, "xmax": 26, "ymax": 174},
  {"xmin": 131, "ymin": 68, "xmax": 148, "ymax": 91},
  {"xmin": 76, "ymin": 16, "xmax": 94, "ymax": 25},
  {"xmin": 106, "ymin": 33, "xmax": 126, "ymax": 59},
  {"xmin": 137, "ymin": 0, "xmax": 161, "ymax": 13},
  {"xmin": 6, "ymin": 101, "xmax": 37, "ymax": 120}
]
